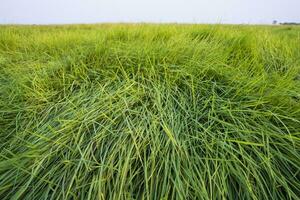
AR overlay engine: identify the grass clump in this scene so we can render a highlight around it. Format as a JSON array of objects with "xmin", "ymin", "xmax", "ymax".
[{"xmin": 0, "ymin": 24, "xmax": 300, "ymax": 199}]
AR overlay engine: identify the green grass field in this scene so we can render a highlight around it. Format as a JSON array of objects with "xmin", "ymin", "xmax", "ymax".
[{"xmin": 0, "ymin": 24, "xmax": 300, "ymax": 199}]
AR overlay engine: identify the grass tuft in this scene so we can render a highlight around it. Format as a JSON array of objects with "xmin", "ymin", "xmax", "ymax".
[{"xmin": 0, "ymin": 24, "xmax": 300, "ymax": 199}]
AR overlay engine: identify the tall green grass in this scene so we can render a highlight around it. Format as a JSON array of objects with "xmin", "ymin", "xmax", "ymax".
[{"xmin": 0, "ymin": 24, "xmax": 300, "ymax": 199}]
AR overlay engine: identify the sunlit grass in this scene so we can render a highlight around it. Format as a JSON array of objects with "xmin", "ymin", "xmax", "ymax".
[{"xmin": 0, "ymin": 24, "xmax": 300, "ymax": 199}]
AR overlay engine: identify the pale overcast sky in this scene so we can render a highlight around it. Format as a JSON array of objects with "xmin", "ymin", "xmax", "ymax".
[{"xmin": 0, "ymin": 0, "xmax": 299, "ymax": 24}]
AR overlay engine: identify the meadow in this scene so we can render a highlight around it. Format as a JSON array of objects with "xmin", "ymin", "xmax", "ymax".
[{"xmin": 0, "ymin": 24, "xmax": 300, "ymax": 199}]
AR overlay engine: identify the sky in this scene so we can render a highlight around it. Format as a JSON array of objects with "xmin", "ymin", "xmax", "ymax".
[{"xmin": 0, "ymin": 0, "xmax": 299, "ymax": 24}]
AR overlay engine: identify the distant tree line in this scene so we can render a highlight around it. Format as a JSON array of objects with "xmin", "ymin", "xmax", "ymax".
[
  {"xmin": 280, "ymin": 22, "xmax": 300, "ymax": 25},
  {"xmin": 273, "ymin": 20, "xmax": 300, "ymax": 25}
]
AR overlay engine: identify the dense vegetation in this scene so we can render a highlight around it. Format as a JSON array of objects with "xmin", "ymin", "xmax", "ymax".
[{"xmin": 0, "ymin": 24, "xmax": 300, "ymax": 199}]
